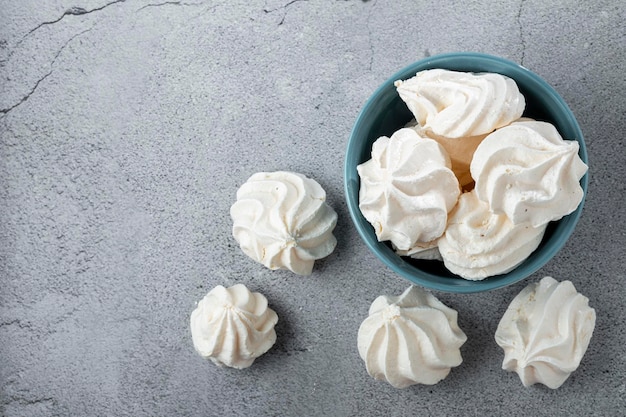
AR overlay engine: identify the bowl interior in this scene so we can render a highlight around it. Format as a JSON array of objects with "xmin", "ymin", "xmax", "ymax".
[{"xmin": 345, "ymin": 52, "xmax": 588, "ymax": 293}]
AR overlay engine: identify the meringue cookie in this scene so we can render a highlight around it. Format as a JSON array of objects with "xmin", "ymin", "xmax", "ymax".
[
  {"xmin": 190, "ymin": 284, "xmax": 278, "ymax": 369},
  {"xmin": 394, "ymin": 69, "xmax": 525, "ymax": 138},
  {"xmin": 357, "ymin": 128, "xmax": 460, "ymax": 251},
  {"xmin": 438, "ymin": 191, "xmax": 547, "ymax": 280},
  {"xmin": 495, "ymin": 276, "xmax": 596, "ymax": 388},
  {"xmin": 357, "ymin": 286, "xmax": 467, "ymax": 388},
  {"xmin": 471, "ymin": 121, "xmax": 588, "ymax": 227},
  {"xmin": 230, "ymin": 171, "xmax": 337, "ymax": 275}
]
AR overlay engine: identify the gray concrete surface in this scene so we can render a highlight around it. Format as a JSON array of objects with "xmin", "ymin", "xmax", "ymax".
[{"xmin": 1, "ymin": 0, "xmax": 625, "ymax": 416}]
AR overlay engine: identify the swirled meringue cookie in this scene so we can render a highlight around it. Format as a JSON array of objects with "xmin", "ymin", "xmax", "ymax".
[
  {"xmin": 438, "ymin": 191, "xmax": 547, "ymax": 280},
  {"xmin": 358, "ymin": 286, "xmax": 466, "ymax": 388},
  {"xmin": 357, "ymin": 128, "xmax": 460, "ymax": 251},
  {"xmin": 230, "ymin": 171, "xmax": 337, "ymax": 275},
  {"xmin": 394, "ymin": 69, "xmax": 525, "ymax": 138},
  {"xmin": 495, "ymin": 277, "xmax": 596, "ymax": 388},
  {"xmin": 471, "ymin": 121, "xmax": 588, "ymax": 227},
  {"xmin": 190, "ymin": 284, "xmax": 278, "ymax": 369}
]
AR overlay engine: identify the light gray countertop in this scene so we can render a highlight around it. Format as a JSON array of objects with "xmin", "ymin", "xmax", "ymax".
[{"xmin": 1, "ymin": 1, "xmax": 625, "ymax": 416}]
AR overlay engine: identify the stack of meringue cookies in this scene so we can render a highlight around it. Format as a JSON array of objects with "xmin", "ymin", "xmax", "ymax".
[
  {"xmin": 361, "ymin": 69, "xmax": 588, "ymax": 279},
  {"xmin": 189, "ymin": 69, "xmax": 595, "ymax": 390}
]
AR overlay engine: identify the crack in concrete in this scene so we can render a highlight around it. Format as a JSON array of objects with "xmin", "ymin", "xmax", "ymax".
[
  {"xmin": 135, "ymin": 1, "xmax": 206, "ymax": 13},
  {"xmin": 3, "ymin": 396, "xmax": 56, "ymax": 407},
  {"xmin": 365, "ymin": 0, "xmax": 377, "ymax": 71},
  {"xmin": 263, "ymin": 0, "xmax": 309, "ymax": 26},
  {"xmin": 0, "ymin": 0, "xmax": 126, "ymax": 66},
  {"xmin": 23, "ymin": 0, "xmax": 127, "ymax": 39},
  {"xmin": 0, "ymin": 28, "xmax": 93, "ymax": 116},
  {"xmin": 517, "ymin": 0, "xmax": 526, "ymax": 66},
  {"xmin": 0, "ymin": 318, "xmax": 29, "ymax": 329},
  {"xmin": 0, "ymin": 71, "xmax": 54, "ymax": 116},
  {"xmin": 187, "ymin": 2, "xmax": 223, "ymax": 21}
]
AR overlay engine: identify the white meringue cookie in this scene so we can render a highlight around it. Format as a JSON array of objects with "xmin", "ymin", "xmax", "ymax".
[
  {"xmin": 438, "ymin": 191, "xmax": 547, "ymax": 280},
  {"xmin": 190, "ymin": 284, "xmax": 278, "ymax": 369},
  {"xmin": 230, "ymin": 171, "xmax": 337, "ymax": 275},
  {"xmin": 357, "ymin": 286, "xmax": 467, "ymax": 388},
  {"xmin": 394, "ymin": 69, "xmax": 525, "ymax": 138},
  {"xmin": 471, "ymin": 121, "xmax": 588, "ymax": 227},
  {"xmin": 357, "ymin": 128, "xmax": 460, "ymax": 251},
  {"xmin": 495, "ymin": 276, "xmax": 596, "ymax": 389}
]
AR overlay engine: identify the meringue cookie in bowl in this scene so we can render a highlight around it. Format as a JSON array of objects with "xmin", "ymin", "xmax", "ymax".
[
  {"xmin": 395, "ymin": 69, "xmax": 525, "ymax": 138},
  {"xmin": 495, "ymin": 277, "xmax": 596, "ymax": 388},
  {"xmin": 231, "ymin": 171, "xmax": 337, "ymax": 275},
  {"xmin": 190, "ymin": 284, "xmax": 278, "ymax": 369},
  {"xmin": 357, "ymin": 286, "xmax": 466, "ymax": 388},
  {"xmin": 438, "ymin": 191, "xmax": 547, "ymax": 280},
  {"xmin": 357, "ymin": 128, "xmax": 460, "ymax": 251},
  {"xmin": 471, "ymin": 121, "xmax": 588, "ymax": 227}
]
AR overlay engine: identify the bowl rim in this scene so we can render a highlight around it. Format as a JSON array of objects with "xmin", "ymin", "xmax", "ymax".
[{"xmin": 344, "ymin": 52, "xmax": 588, "ymax": 293}]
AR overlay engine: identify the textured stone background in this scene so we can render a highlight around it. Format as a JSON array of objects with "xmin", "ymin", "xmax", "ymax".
[{"xmin": 1, "ymin": 0, "xmax": 625, "ymax": 416}]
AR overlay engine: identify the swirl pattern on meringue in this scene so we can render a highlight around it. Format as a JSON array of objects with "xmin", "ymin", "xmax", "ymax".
[
  {"xmin": 471, "ymin": 121, "xmax": 588, "ymax": 227},
  {"xmin": 357, "ymin": 128, "xmax": 460, "ymax": 251},
  {"xmin": 495, "ymin": 276, "xmax": 596, "ymax": 389},
  {"xmin": 394, "ymin": 69, "xmax": 525, "ymax": 138},
  {"xmin": 438, "ymin": 191, "xmax": 547, "ymax": 280},
  {"xmin": 190, "ymin": 284, "xmax": 278, "ymax": 369},
  {"xmin": 357, "ymin": 286, "xmax": 467, "ymax": 388},
  {"xmin": 230, "ymin": 171, "xmax": 337, "ymax": 275}
]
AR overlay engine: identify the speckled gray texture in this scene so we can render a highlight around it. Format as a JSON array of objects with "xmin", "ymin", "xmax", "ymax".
[{"xmin": 1, "ymin": 0, "xmax": 625, "ymax": 416}]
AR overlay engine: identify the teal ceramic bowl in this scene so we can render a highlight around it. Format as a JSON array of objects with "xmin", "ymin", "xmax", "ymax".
[{"xmin": 344, "ymin": 52, "xmax": 588, "ymax": 293}]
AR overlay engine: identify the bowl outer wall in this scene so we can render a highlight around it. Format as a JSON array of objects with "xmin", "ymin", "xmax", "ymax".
[{"xmin": 344, "ymin": 52, "xmax": 588, "ymax": 293}]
